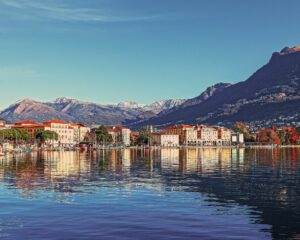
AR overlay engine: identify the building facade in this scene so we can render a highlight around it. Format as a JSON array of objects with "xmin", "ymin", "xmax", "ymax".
[
  {"xmin": 108, "ymin": 126, "xmax": 131, "ymax": 146},
  {"xmin": 44, "ymin": 120, "xmax": 74, "ymax": 146},
  {"xmin": 151, "ymin": 133, "xmax": 179, "ymax": 147},
  {"xmin": 71, "ymin": 123, "xmax": 90, "ymax": 145},
  {"xmin": 12, "ymin": 121, "xmax": 45, "ymax": 143}
]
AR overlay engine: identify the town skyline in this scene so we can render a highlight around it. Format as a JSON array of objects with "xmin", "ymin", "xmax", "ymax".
[{"xmin": 1, "ymin": 0, "xmax": 300, "ymax": 109}]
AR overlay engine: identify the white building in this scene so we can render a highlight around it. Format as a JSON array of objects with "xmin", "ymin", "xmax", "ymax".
[
  {"xmin": 198, "ymin": 126, "xmax": 218, "ymax": 145},
  {"xmin": 231, "ymin": 133, "xmax": 244, "ymax": 145},
  {"xmin": 218, "ymin": 127, "xmax": 232, "ymax": 145},
  {"xmin": 108, "ymin": 126, "xmax": 131, "ymax": 146},
  {"xmin": 71, "ymin": 123, "xmax": 90, "ymax": 144},
  {"xmin": 44, "ymin": 120, "xmax": 74, "ymax": 147},
  {"xmin": 150, "ymin": 133, "xmax": 179, "ymax": 147},
  {"xmin": 121, "ymin": 128, "xmax": 131, "ymax": 146},
  {"xmin": 184, "ymin": 128, "xmax": 198, "ymax": 145},
  {"xmin": 161, "ymin": 134, "xmax": 179, "ymax": 147}
]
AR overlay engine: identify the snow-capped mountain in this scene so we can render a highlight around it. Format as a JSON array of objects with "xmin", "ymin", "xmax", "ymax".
[{"xmin": 0, "ymin": 97, "xmax": 185, "ymax": 125}]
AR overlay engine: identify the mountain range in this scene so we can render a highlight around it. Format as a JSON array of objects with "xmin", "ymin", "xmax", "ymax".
[
  {"xmin": 0, "ymin": 97, "xmax": 185, "ymax": 126},
  {"xmin": 1, "ymin": 46, "xmax": 300, "ymax": 128},
  {"xmin": 129, "ymin": 46, "xmax": 300, "ymax": 128}
]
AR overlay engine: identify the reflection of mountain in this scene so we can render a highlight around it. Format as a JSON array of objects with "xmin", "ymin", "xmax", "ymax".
[{"xmin": 0, "ymin": 148, "xmax": 299, "ymax": 239}]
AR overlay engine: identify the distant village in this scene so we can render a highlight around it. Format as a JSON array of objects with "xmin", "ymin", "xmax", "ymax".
[{"xmin": 0, "ymin": 118, "xmax": 300, "ymax": 154}]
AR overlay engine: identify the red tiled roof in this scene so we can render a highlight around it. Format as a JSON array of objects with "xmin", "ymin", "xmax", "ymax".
[
  {"xmin": 167, "ymin": 125, "xmax": 193, "ymax": 129},
  {"xmin": 44, "ymin": 119, "xmax": 67, "ymax": 124},
  {"xmin": 15, "ymin": 120, "xmax": 39, "ymax": 125},
  {"xmin": 114, "ymin": 125, "xmax": 126, "ymax": 130}
]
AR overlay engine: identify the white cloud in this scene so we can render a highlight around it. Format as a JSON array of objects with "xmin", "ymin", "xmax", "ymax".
[{"xmin": 0, "ymin": 0, "xmax": 161, "ymax": 22}]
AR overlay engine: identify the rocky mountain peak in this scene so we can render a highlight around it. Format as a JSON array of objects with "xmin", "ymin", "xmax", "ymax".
[
  {"xmin": 53, "ymin": 97, "xmax": 82, "ymax": 104},
  {"xmin": 117, "ymin": 101, "xmax": 142, "ymax": 109},
  {"xmin": 279, "ymin": 46, "xmax": 300, "ymax": 55}
]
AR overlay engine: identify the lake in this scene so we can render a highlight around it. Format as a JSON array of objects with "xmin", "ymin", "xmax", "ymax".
[{"xmin": 0, "ymin": 148, "xmax": 299, "ymax": 240}]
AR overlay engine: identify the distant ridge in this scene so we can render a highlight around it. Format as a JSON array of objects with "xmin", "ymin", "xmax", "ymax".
[
  {"xmin": 0, "ymin": 97, "xmax": 185, "ymax": 125},
  {"xmin": 129, "ymin": 46, "xmax": 300, "ymax": 128}
]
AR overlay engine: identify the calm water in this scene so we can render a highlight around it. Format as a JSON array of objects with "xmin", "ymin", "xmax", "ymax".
[{"xmin": 0, "ymin": 148, "xmax": 300, "ymax": 240}]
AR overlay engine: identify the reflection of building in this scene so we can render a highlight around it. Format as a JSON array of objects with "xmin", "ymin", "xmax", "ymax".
[
  {"xmin": 185, "ymin": 148, "xmax": 199, "ymax": 172},
  {"xmin": 122, "ymin": 149, "xmax": 131, "ymax": 169},
  {"xmin": 44, "ymin": 152, "xmax": 90, "ymax": 179},
  {"xmin": 161, "ymin": 148, "xmax": 180, "ymax": 170},
  {"xmin": 199, "ymin": 148, "xmax": 220, "ymax": 172}
]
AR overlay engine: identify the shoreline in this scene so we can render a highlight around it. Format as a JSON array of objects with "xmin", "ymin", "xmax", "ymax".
[{"xmin": 1, "ymin": 144, "xmax": 300, "ymax": 157}]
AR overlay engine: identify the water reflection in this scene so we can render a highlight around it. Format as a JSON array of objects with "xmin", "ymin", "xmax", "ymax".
[{"xmin": 0, "ymin": 148, "xmax": 299, "ymax": 240}]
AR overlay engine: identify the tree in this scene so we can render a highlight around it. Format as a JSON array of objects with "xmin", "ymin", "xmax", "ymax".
[
  {"xmin": 257, "ymin": 128, "xmax": 281, "ymax": 145},
  {"xmin": 137, "ymin": 126, "xmax": 151, "ymax": 145},
  {"xmin": 279, "ymin": 127, "xmax": 299, "ymax": 145},
  {"xmin": 35, "ymin": 130, "xmax": 59, "ymax": 146},
  {"xmin": 0, "ymin": 129, "xmax": 31, "ymax": 143},
  {"xmin": 94, "ymin": 126, "xmax": 113, "ymax": 144},
  {"xmin": 232, "ymin": 122, "xmax": 255, "ymax": 142}
]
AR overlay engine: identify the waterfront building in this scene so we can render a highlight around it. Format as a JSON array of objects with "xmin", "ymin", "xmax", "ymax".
[
  {"xmin": 151, "ymin": 133, "xmax": 179, "ymax": 147},
  {"xmin": 184, "ymin": 128, "xmax": 198, "ymax": 145},
  {"xmin": 108, "ymin": 126, "xmax": 131, "ymax": 146},
  {"xmin": 43, "ymin": 120, "xmax": 74, "ymax": 147},
  {"xmin": 122, "ymin": 128, "xmax": 131, "ymax": 146},
  {"xmin": 162, "ymin": 125, "xmax": 233, "ymax": 146},
  {"xmin": 150, "ymin": 133, "xmax": 161, "ymax": 146},
  {"xmin": 218, "ymin": 127, "xmax": 232, "ymax": 146},
  {"xmin": 165, "ymin": 125, "xmax": 194, "ymax": 145},
  {"xmin": 70, "ymin": 123, "xmax": 90, "ymax": 145},
  {"xmin": 196, "ymin": 126, "xmax": 219, "ymax": 145},
  {"xmin": 12, "ymin": 121, "xmax": 45, "ymax": 143},
  {"xmin": 0, "ymin": 119, "xmax": 6, "ymax": 126},
  {"xmin": 130, "ymin": 132, "xmax": 140, "ymax": 146},
  {"xmin": 231, "ymin": 133, "xmax": 244, "ymax": 145}
]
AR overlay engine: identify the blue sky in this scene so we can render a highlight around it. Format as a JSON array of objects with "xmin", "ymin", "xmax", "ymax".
[{"xmin": 1, "ymin": 0, "xmax": 300, "ymax": 109}]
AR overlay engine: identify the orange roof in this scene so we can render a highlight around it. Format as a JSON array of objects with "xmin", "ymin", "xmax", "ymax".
[
  {"xmin": 15, "ymin": 120, "xmax": 39, "ymax": 125},
  {"xmin": 167, "ymin": 125, "xmax": 193, "ymax": 129},
  {"xmin": 13, "ymin": 124, "xmax": 45, "ymax": 129},
  {"xmin": 114, "ymin": 125, "xmax": 126, "ymax": 130},
  {"xmin": 44, "ymin": 119, "xmax": 67, "ymax": 124}
]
